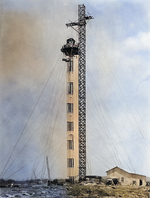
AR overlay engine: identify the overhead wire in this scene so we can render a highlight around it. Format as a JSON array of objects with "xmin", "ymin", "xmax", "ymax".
[
  {"xmin": 87, "ymin": 55, "xmax": 137, "ymax": 172},
  {"xmin": 94, "ymin": 34, "xmax": 150, "ymax": 157},
  {"xmin": 86, "ymin": 27, "xmax": 138, "ymax": 171},
  {"xmin": 5, "ymin": 135, "xmax": 66, "ymax": 180},
  {"xmin": 87, "ymin": 25, "xmax": 150, "ymax": 156},
  {"xmin": 87, "ymin": 70, "xmax": 123, "ymax": 168},
  {"xmin": 86, "ymin": 100, "xmax": 119, "ymax": 166},
  {"xmin": 0, "ymin": 61, "xmax": 53, "ymax": 130},
  {"xmin": 2, "ymin": 54, "xmax": 65, "ymax": 178},
  {"xmin": 87, "ymin": 23, "xmax": 150, "ymax": 174},
  {"xmin": 31, "ymin": 57, "xmax": 66, "ymax": 175},
  {"xmin": 38, "ymin": 73, "xmax": 66, "ymax": 178},
  {"xmin": 87, "ymin": 39, "xmax": 148, "ymax": 171},
  {"xmin": 0, "ymin": 53, "xmax": 62, "ymax": 178}
]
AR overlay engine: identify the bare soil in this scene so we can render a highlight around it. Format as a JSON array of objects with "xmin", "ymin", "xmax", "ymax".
[{"xmin": 67, "ymin": 184, "xmax": 150, "ymax": 197}]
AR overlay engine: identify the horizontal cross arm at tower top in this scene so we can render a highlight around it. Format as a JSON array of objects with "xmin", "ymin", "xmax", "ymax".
[
  {"xmin": 66, "ymin": 22, "xmax": 79, "ymax": 27},
  {"xmin": 66, "ymin": 4, "xmax": 93, "ymax": 28},
  {"xmin": 85, "ymin": 16, "xmax": 93, "ymax": 20},
  {"xmin": 66, "ymin": 14, "xmax": 93, "ymax": 27}
]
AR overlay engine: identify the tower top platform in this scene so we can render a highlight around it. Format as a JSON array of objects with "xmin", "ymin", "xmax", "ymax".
[{"xmin": 61, "ymin": 38, "xmax": 78, "ymax": 57}]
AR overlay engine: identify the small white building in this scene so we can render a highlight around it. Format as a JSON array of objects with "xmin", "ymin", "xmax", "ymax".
[{"xmin": 106, "ymin": 166, "xmax": 146, "ymax": 186}]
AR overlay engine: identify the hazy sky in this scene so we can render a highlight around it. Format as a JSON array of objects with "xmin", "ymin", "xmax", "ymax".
[{"xmin": 1, "ymin": 0, "xmax": 150, "ymax": 180}]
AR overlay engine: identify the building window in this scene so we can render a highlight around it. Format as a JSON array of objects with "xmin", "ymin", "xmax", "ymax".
[
  {"xmin": 121, "ymin": 177, "xmax": 124, "ymax": 182},
  {"xmin": 68, "ymin": 158, "xmax": 74, "ymax": 167},
  {"xmin": 67, "ymin": 122, "xmax": 74, "ymax": 131},
  {"xmin": 67, "ymin": 82, "xmax": 73, "ymax": 95},
  {"xmin": 68, "ymin": 61, "xmax": 73, "ymax": 72},
  {"xmin": 67, "ymin": 103, "xmax": 73, "ymax": 113},
  {"xmin": 68, "ymin": 140, "xmax": 74, "ymax": 149}
]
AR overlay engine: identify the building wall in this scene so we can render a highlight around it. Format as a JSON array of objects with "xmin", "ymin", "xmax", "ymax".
[
  {"xmin": 107, "ymin": 167, "xmax": 146, "ymax": 186},
  {"xmin": 67, "ymin": 55, "xmax": 79, "ymax": 180}
]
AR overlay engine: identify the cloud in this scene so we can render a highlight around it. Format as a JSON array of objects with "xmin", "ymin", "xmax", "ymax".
[
  {"xmin": 124, "ymin": 31, "xmax": 150, "ymax": 52},
  {"xmin": 85, "ymin": 0, "xmax": 150, "ymax": 176}
]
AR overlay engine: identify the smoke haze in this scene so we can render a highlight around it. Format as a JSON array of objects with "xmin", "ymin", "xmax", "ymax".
[{"xmin": 1, "ymin": 0, "xmax": 150, "ymax": 180}]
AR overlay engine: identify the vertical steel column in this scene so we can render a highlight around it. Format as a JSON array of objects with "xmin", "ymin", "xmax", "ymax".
[{"xmin": 78, "ymin": 4, "xmax": 86, "ymax": 180}]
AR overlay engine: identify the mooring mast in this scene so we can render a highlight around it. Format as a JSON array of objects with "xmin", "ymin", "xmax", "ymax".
[{"xmin": 61, "ymin": 4, "xmax": 93, "ymax": 181}]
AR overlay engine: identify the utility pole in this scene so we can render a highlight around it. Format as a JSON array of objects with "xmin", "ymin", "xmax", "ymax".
[
  {"xmin": 33, "ymin": 169, "xmax": 37, "ymax": 181},
  {"xmin": 46, "ymin": 156, "xmax": 51, "ymax": 186},
  {"xmin": 66, "ymin": 4, "xmax": 93, "ymax": 181}
]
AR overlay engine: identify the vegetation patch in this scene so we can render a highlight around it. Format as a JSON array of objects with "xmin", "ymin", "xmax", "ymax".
[{"xmin": 67, "ymin": 184, "xmax": 150, "ymax": 197}]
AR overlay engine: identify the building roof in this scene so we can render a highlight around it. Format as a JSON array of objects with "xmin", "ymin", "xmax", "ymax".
[{"xmin": 106, "ymin": 166, "xmax": 146, "ymax": 178}]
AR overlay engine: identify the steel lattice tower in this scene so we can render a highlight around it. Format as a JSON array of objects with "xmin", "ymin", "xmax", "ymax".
[
  {"xmin": 62, "ymin": 4, "xmax": 93, "ymax": 181},
  {"xmin": 78, "ymin": 4, "xmax": 87, "ymax": 180}
]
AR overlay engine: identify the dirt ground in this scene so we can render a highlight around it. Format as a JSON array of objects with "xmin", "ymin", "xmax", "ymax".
[{"xmin": 67, "ymin": 184, "xmax": 150, "ymax": 197}]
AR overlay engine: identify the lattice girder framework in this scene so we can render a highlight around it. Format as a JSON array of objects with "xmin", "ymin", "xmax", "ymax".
[{"xmin": 78, "ymin": 4, "xmax": 86, "ymax": 180}]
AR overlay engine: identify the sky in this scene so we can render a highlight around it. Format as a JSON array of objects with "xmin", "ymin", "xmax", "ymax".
[{"xmin": 0, "ymin": 0, "xmax": 150, "ymax": 180}]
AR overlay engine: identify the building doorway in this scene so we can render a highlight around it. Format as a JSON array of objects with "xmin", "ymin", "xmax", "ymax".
[{"xmin": 139, "ymin": 179, "xmax": 142, "ymax": 186}]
